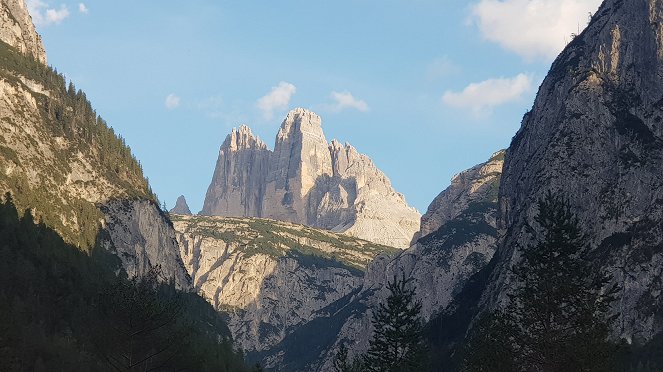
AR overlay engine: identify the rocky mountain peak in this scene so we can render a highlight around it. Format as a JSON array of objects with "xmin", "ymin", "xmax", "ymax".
[
  {"xmin": 0, "ymin": 0, "xmax": 47, "ymax": 64},
  {"xmin": 202, "ymin": 109, "xmax": 421, "ymax": 248},
  {"xmin": 222, "ymin": 124, "xmax": 266, "ymax": 152},
  {"xmin": 170, "ymin": 195, "xmax": 192, "ymax": 215}
]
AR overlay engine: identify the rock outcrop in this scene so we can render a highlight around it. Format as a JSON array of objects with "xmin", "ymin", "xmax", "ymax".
[
  {"xmin": 487, "ymin": 0, "xmax": 663, "ymax": 345},
  {"xmin": 170, "ymin": 195, "xmax": 192, "ymax": 215},
  {"xmin": 0, "ymin": 0, "xmax": 46, "ymax": 64},
  {"xmin": 261, "ymin": 152, "xmax": 503, "ymax": 371},
  {"xmin": 416, "ymin": 150, "xmax": 504, "ymax": 241},
  {"xmin": 101, "ymin": 200, "xmax": 191, "ymax": 289},
  {"xmin": 171, "ymin": 214, "xmax": 397, "ymax": 361},
  {"xmin": 202, "ymin": 108, "xmax": 420, "ymax": 248}
]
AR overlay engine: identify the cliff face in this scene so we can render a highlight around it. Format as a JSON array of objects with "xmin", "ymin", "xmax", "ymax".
[
  {"xmin": 489, "ymin": 0, "xmax": 663, "ymax": 344},
  {"xmin": 416, "ymin": 151, "xmax": 504, "ymax": 241},
  {"xmin": 258, "ymin": 152, "xmax": 503, "ymax": 371},
  {"xmin": 0, "ymin": 9, "xmax": 190, "ymax": 289},
  {"xmin": 171, "ymin": 214, "xmax": 397, "ymax": 362},
  {"xmin": 201, "ymin": 125, "xmax": 270, "ymax": 217},
  {"xmin": 201, "ymin": 108, "xmax": 420, "ymax": 248},
  {"xmin": 0, "ymin": 0, "xmax": 46, "ymax": 64}
]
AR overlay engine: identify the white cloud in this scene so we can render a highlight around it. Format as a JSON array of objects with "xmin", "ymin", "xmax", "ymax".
[
  {"xmin": 256, "ymin": 82, "xmax": 297, "ymax": 120},
  {"xmin": 78, "ymin": 3, "xmax": 88, "ymax": 14},
  {"xmin": 165, "ymin": 94, "xmax": 181, "ymax": 110},
  {"xmin": 471, "ymin": 0, "xmax": 602, "ymax": 61},
  {"xmin": 442, "ymin": 73, "xmax": 532, "ymax": 115},
  {"xmin": 328, "ymin": 91, "xmax": 369, "ymax": 113},
  {"xmin": 27, "ymin": 0, "xmax": 70, "ymax": 26}
]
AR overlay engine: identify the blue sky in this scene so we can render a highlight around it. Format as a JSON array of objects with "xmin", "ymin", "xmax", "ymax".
[{"xmin": 29, "ymin": 0, "xmax": 602, "ymax": 213}]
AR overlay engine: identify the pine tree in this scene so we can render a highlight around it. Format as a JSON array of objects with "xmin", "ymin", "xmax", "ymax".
[
  {"xmin": 334, "ymin": 344, "xmax": 352, "ymax": 372},
  {"xmin": 463, "ymin": 192, "xmax": 619, "ymax": 372},
  {"xmin": 363, "ymin": 274, "xmax": 426, "ymax": 372}
]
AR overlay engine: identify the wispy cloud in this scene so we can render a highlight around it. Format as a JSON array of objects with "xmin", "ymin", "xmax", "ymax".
[
  {"xmin": 256, "ymin": 82, "xmax": 296, "ymax": 120},
  {"xmin": 470, "ymin": 0, "xmax": 601, "ymax": 61},
  {"xmin": 426, "ymin": 56, "xmax": 460, "ymax": 82},
  {"xmin": 78, "ymin": 3, "xmax": 88, "ymax": 14},
  {"xmin": 165, "ymin": 94, "xmax": 181, "ymax": 110},
  {"xmin": 327, "ymin": 91, "xmax": 369, "ymax": 113},
  {"xmin": 442, "ymin": 73, "xmax": 532, "ymax": 115},
  {"xmin": 27, "ymin": 0, "xmax": 70, "ymax": 26}
]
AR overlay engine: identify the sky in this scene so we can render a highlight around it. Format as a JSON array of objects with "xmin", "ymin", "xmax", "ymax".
[{"xmin": 28, "ymin": 0, "xmax": 603, "ymax": 213}]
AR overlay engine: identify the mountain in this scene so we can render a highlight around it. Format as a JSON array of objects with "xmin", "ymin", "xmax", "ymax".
[
  {"xmin": 414, "ymin": 150, "xmax": 504, "ymax": 242},
  {"xmin": 170, "ymin": 214, "xmax": 398, "ymax": 365},
  {"xmin": 249, "ymin": 151, "xmax": 504, "ymax": 371},
  {"xmin": 0, "ymin": 1, "xmax": 189, "ymax": 287},
  {"xmin": 0, "ymin": 0, "xmax": 45, "ymax": 64},
  {"xmin": 0, "ymin": 2, "xmax": 254, "ymax": 369},
  {"xmin": 201, "ymin": 108, "xmax": 421, "ymax": 248},
  {"xmin": 485, "ymin": 0, "xmax": 663, "ymax": 344},
  {"xmin": 170, "ymin": 195, "xmax": 192, "ymax": 215}
]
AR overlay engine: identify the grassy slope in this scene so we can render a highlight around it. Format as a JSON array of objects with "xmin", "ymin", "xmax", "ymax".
[{"xmin": 172, "ymin": 214, "xmax": 400, "ymax": 273}]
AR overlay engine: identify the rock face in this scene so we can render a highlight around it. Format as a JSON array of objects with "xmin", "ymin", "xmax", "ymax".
[
  {"xmin": 0, "ymin": 11, "xmax": 190, "ymax": 289},
  {"xmin": 171, "ymin": 214, "xmax": 397, "ymax": 364},
  {"xmin": 488, "ymin": 0, "xmax": 663, "ymax": 345},
  {"xmin": 201, "ymin": 125, "xmax": 270, "ymax": 217},
  {"xmin": 101, "ymin": 200, "xmax": 190, "ymax": 289},
  {"xmin": 415, "ymin": 150, "xmax": 504, "ymax": 242},
  {"xmin": 170, "ymin": 195, "xmax": 192, "ymax": 215},
  {"xmin": 0, "ymin": 0, "xmax": 46, "ymax": 64},
  {"xmin": 261, "ymin": 152, "xmax": 503, "ymax": 371},
  {"xmin": 201, "ymin": 108, "xmax": 420, "ymax": 248}
]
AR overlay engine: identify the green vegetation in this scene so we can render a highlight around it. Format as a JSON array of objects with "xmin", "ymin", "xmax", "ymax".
[
  {"xmin": 344, "ymin": 275, "xmax": 427, "ymax": 372},
  {"xmin": 0, "ymin": 40, "xmax": 156, "ymax": 250},
  {"xmin": 171, "ymin": 215, "xmax": 398, "ymax": 272},
  {"xmin": 0, "ymin": 193, "xmax": 250, "ymax": 371}
]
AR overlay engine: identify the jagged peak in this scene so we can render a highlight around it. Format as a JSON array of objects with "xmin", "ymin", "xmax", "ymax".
[
  {"xmin": 221, "ymin": 124, "xmax": 267, "ymax": 152},
  {"xmin": 281, "ymin": 108, "xmax": 322, "ymax": 130},
  {"xmin": 170, "ymin": 195, "xmax": 192, "ymax": 215},
  {"xmin": 275, "ymin": 108, "xmax": 326, "ymax": 146}
]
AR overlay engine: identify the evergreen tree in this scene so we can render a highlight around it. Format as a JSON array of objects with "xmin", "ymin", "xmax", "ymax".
[
  {"xmin": 463, "ymin": 192, "xmax": 619, "ymax": 372},
  {"xmin": 334, "ymin": 344, "xmax": 352, "ymax": 372},
  {"xmin": 363, "ymin": 274, "xmax": 426, "ymax": 372}
]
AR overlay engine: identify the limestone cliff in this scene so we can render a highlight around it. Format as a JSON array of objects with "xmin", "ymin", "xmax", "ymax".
[
  {"xmin": 416, "ymin": 150, "xmax": 504, "ymax": 241},
  {"xmin": 0, "ymin": 0, "xmax": 46, "ymax": 64},
  {"xmin": 201, "ymin": 125, "xmax": 270, "ymax": 217},
  {"xmin": 171, "ymin": 214, "xmax": 397, "ymax": 361},
  {"xmin": 486, "ymin": 0, "xmax": 663, "ymax": 345},
  {"xmin": 202, "ymin": 108, "xmax": 420, "ymax": 248}
]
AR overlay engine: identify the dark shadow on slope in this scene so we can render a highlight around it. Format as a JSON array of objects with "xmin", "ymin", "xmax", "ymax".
[
  {"xmin": 248, "ymin": 288, "xmax": 371, "ymax": 372},
  {"xmin": 0, "ymin": 193, "xmax": 248, "ymax": 371}
]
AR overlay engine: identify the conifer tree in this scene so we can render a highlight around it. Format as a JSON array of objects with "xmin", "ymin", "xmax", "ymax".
[
  {"xmin": 363, "ymin": 274, "xmax": 426, "ymax": 372},
  {"xmin": 463, "ymin": 192, "xmax": 619, "ymax": 372}
]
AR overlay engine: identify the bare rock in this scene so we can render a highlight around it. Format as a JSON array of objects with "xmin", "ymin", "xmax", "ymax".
[
  {"xmin": 0, "ymin": 0, "xmax": 46, "ymax": 64},
  {"xmin": 201, "ymin": 108, "xmax": 420, "ymax": 248}
]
